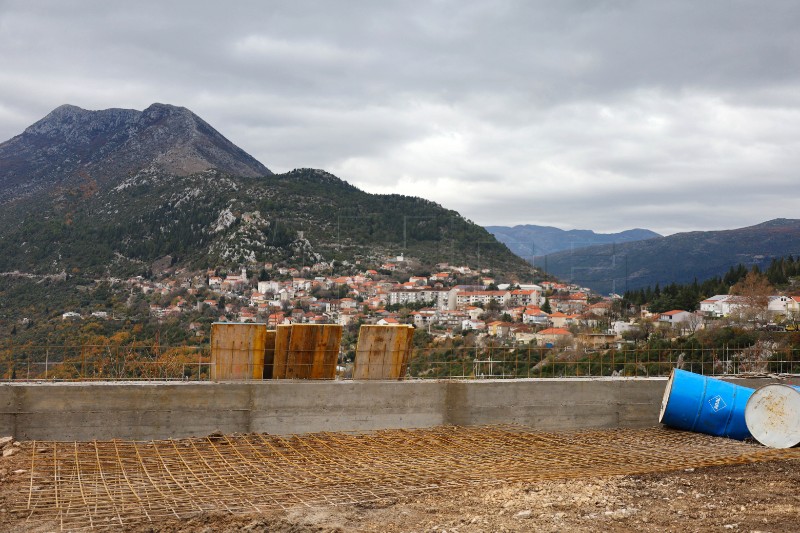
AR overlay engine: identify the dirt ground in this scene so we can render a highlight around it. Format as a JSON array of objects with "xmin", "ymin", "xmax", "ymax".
[{"xmin": 0, "ymin": 441, "xmax": 797, "ymax": 532}]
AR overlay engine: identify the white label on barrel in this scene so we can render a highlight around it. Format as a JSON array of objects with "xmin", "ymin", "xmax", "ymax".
[{"xmin": 708, "ymin": 395, "xmax": 727, "ymax": 412}]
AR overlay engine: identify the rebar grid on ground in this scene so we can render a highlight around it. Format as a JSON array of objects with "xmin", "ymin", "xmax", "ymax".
[{"xmin": 12, "ymin": 426, "xmax": 800, "ymax": 531}]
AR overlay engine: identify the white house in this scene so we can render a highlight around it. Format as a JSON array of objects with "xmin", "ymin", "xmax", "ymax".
[
  {"xmin": 257, "ymin": 280, "xmax": 281, "ymax": 294},
  {"xmin": 450, "ymin": 289, "xmax": 510, "ymax": 310},
  {"xmin": 699, "ymin": 295, "xmax": 729, "ymax": 317},
  {"xmin": 659, "ymin": 310, "xmax": 693, "ymax": 324},
  {"xmin": 719, "ymin": 296, "xmax": 750, "ymax": 316},
  {"xmin": 411, "ymin": 309, "xmax": 438, "ymax": 328},
  {"xmin": 699, "ymin": 295, "xmax": 750, "ymax": 317},
  {"xmin": 522, "ymin": 307, "xmax": 549, "ymax": 325},
  {"xmin": 461, "ymin": 319, "xmax": 486, "ymax": 331},
  {"xmin": 389, "ymin": 288, "xmax": 449, "ymax": 309},
  {"xmin": 612, "ymin": 320, "xmax": 638, "ymax": 336},
  {"xmin": 768, "ymin": 295, "xmax": 800, "ymax": 318}
]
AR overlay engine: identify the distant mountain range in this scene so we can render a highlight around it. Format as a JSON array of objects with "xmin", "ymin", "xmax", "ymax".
[
  {"xmin": 485, "ymin": 224, "xmax": 661, "ymax": 258},
  {"xmin": 540, "ymin": 219, "xmax": 800, "ymax": 294},
  {"xmin": 0, "ymin": 103, "xmax": 529, "ymax": 278}
]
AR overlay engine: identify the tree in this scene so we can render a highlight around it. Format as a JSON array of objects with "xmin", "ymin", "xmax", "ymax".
[
  {"xmin": 729, "ymin": 271, "xmax": 773, "ymax": 327},
  {"xmin": 541, "ymin": 297, "xmax": 552, "ymax": 314},
  {"xmin": 684, "ymin": 312, "xmax": 703, "ymax": 335}
]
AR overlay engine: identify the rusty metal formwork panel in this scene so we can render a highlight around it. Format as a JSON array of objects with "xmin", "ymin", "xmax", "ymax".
[
  {"xmin": 262, "ymin": 329, "xmax": 277, "ymax": 379},
  {"xmin": 272, "ymin": 324, "xmax": 292, "ymax": 378},
  {"xmin": 353, "ymin": 325, "xmax": 415, "ymax": 380},
  {"xmin": 272, "ymin": 324, "xmax": 342, "ymax": 379},
  {"xmin": 210, "ymin": 323, "xmax": 267, "ymax": 380}
]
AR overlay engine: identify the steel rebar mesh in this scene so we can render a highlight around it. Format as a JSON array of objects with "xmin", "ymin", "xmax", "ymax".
[{"xmin": 11, "ymin": 425, "xmax": 800, "ymax": 531}]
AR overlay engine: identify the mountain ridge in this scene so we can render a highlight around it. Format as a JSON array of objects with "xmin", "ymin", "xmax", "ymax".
[
  {"xmin": 485, "ymin": 224, "xmax": 661, "ymax": 258},
  {"xmin": 541, "ymin": 218, "xmax": 800, "ymax": 294},
  {"xmin": 0, "ymin": 103, "xmax": 271, "ymax": 203}
]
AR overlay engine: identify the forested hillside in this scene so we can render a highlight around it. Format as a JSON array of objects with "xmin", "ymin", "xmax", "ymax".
[
  {"xmin": 0, "ymin": 168, "xmax": 528, "ymax": 277},
  {"xmin": 542, "ymin": 219, "xmax": 800, "ymax": 294}
]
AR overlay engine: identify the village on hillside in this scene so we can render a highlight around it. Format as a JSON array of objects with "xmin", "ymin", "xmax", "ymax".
[{"xmin": 58, "ymin": 252, "xmax": 800, "ymax": 350}]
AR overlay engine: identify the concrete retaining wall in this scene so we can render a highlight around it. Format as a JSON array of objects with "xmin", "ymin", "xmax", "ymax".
[{"xmin": 0, "ymin": 376, "xmax": 796, "ymax": 441}]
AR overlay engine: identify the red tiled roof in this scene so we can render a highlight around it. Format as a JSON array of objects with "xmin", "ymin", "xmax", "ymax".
[{"xmin": 537, "ymin": 328, "xmax": 572, "ymax": 336}]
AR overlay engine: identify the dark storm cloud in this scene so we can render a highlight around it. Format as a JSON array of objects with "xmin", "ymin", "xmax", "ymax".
[{"xmin": 1, "ymin": 0, "xmax": 799, "ymax": 234}]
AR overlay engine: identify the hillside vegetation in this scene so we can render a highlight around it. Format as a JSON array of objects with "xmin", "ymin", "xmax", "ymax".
[
  {"xmin": 0, "ymin": 168, "xmax": 528, "ymax": 277},
  {"xmin": 541, "ymin": 219, "xmax": 800, "ymax": 294}
]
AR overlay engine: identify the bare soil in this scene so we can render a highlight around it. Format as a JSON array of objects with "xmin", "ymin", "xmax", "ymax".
[
  {"xmin": 154, "ymin": 459, "xmax": 800, "ymax": 533},
  {"xmin": 0, "ymin": 440, "xmax": 797, "ymax": 532}
]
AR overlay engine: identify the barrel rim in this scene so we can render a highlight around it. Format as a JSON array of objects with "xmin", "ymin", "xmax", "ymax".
[
  {"xmin": 744, "ymin": 383, "xmax": 800, "ymax": 449},
  {"xmin": 658, "ymin": 368, "xmax": 677, "ymax": 423}
]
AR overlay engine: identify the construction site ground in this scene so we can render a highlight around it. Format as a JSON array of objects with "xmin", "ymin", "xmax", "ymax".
[{"xmin": 0, "ymin": 426, "xmax": 798, "ymax": 532}]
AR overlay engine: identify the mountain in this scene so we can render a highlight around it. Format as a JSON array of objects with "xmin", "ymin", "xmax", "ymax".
[
  {"xmin": 0, "ymin": 104, "xmax": 529, "ymax": 279},
  {"xmin": 485, "ymin": 224, "xmax": 661, "ymax": 258},
  {"xmin": 0, "ymin": 103, "xmax": 271, "ymax": 203},
  {"xmin": 541, "ymin": 219, "xmax": 800, "ymax": 294}
]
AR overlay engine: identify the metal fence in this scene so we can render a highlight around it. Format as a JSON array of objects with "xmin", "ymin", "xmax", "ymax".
[
  {"xmin": 0, "ymin": 342, "xmax": 798, "ymax": 381},
  {"xmin": 405, "ymin": 344, "xmax": 800, "ymax": 379},
  {"xmin": 0, "ymin": 344, "xmax": 211, "ymax": 381}
]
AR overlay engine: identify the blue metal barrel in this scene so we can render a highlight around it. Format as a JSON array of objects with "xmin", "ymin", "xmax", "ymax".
[{"xmin": 659, "ymin": 369, "xmax": 754, "ymax": 440}]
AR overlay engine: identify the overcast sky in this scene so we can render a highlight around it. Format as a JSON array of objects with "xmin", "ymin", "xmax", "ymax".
[{"xmin": 1, "ymin": 1, "xmax": 799, "ymax": 235}]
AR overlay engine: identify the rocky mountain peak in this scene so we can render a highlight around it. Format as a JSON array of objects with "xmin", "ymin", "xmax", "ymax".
[{"xmin": 0, "ymin": 103, "xmax": 272, "ymax": 202}]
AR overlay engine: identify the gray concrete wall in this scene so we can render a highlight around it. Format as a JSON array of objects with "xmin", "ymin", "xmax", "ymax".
[{"xmin": 0, "ymin": 376, "xmax": 796, "ymax": 441}]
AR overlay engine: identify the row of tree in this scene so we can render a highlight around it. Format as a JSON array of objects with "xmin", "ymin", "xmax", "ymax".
[{"xmin": 623, "ymin": 257, "xmax": 799, "ymax": 315}]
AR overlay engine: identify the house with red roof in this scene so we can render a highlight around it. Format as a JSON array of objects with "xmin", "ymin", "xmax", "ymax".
[
  {"xmin": 586, "ymin": 301, "xmax": 611, "ymax": 316},
  {"xmin": 268, "ymin": 312, "xmax": 286, "ymax": 327},
  {"xmin": 535, "ymin": 327, "xmax": 574, "ymax": 347},
  {"xmin": 487, "ymin": 321, "xmax": 513, "ymax": 337},
  {"xmin": 548, "ymin": 311, "xmax": 569, "ymax": 328},
  {"xmin": 523, "ymin": 307, "xmax": 549, "ymax": 326},
  {"xmin": 510, "ymin": 289, "xmax": 540, "ymax": 307},
  {"xmin": 659, "ymin": 310, "xmax": 693, "ymax": 324}
]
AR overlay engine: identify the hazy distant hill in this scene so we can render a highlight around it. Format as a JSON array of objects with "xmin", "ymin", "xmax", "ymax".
[
  {"xmin": 0, "ymin": 104, "xmax": 529, "ymax": 278},
  {"xmin": 541, "ymin": 219, "xmax": 800, "ymax": 294},
  {"xmin": 485, "ymin": 224, "xmax": 661, "ymax": 258}
]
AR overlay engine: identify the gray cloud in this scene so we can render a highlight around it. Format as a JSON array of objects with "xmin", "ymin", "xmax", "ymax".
[{"xmin": 1, "ymin": 0, "xmax": 799, "ymax": 235}]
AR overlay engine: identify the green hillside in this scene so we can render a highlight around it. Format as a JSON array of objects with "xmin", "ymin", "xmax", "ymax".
[
  {"xmin": 542, "ymin": 219, "xmax": 800, "ymax": 294},
  {"xmin": 0, "ymin": 168, "xmax": 530, "ymax": 278}
]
